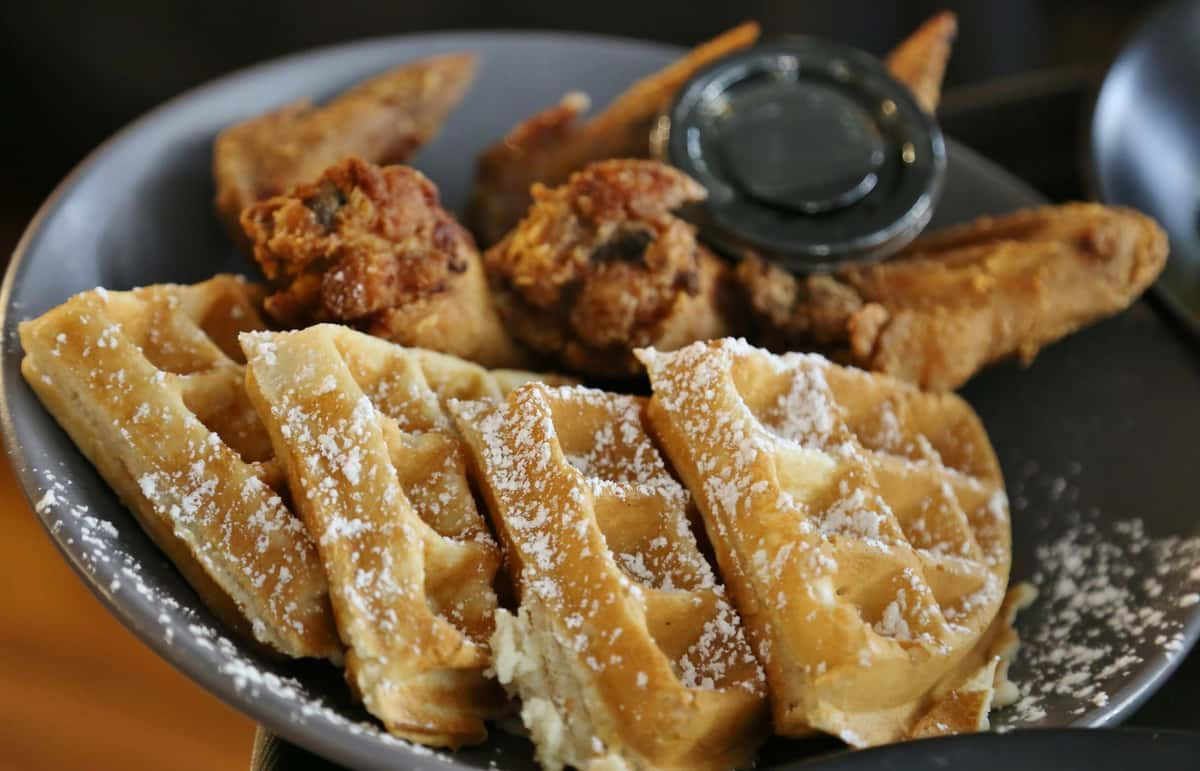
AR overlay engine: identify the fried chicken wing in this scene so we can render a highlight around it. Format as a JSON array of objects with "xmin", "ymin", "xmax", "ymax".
[
  {"xmin": 215, "ymin": 53, "xmax": 476, "ymax": 238},
  {"xmin": 885, "ymin": 11, "xmax": 957, "ymax": 113},
  {"xmin": 485, "ymin": 159, "xmax": 734, "ymax": 377},
  {"xmin": 241, "ymin": 157, "xmax": 529, "ymax": 369},
  {"xmin": 467, "ymin": 23, "xmax": 760, "ymax": 246},
  {"xmin": 738, "ymin": 204, "xmax": 1168, "ymax": 390}
]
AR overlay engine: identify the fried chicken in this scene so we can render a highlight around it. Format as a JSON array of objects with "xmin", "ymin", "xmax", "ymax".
[
  {"xmin": 886, "ymin": 11, "xmax": 958, "ymax": 113},
  {"xmin": 737, "ymin": 204, "xmax": 1168, "ymax": 390},
  {"xmin": 215, "ymin": 53, "xmax": 476, "ymax": 238},
  {"xmin": 466, "ymin": 14, "xmax": 959, "ymax": 248},
  {"xmin": 466, "ymin": 23, "xmax": 760, "ymax": 246},
  {"xmin": 241, "ymin": 157, "xmax": 529, "ymax": 369},
  {"xmin": 485, "ymin": 159, "xmax": 734, "ymax": 377}
]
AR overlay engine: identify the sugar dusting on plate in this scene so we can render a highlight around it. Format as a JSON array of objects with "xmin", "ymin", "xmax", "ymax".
[
  {"xmin": 26, "ymin": 446, "xmax": 1200, "ymax": 747},
  {"xmin": 993, "ymin": 460, "xmax": 1200, "ymax": 729},
  {"xmin": 31, "ymin": 461, "xmax": 449, "ymax": 761}
]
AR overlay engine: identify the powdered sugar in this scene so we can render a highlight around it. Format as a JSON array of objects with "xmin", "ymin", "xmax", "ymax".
[
  {"xmin": 452, "ymin": 382, "xmax": 764, "ymax": 694},
  {"xmin": 638, "ymin": 339, "xmax": 1009, "ymax": 697},
  {"xmin": 28, "ymin": 460, "xmax": 450, "ymax": 763},
  {"xmin": 993, "ymin": 463, "xmax": 1200, "ymax": 728}
]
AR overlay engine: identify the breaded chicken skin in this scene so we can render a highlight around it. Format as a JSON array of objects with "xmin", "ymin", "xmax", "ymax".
[
  {"xmin": 738, "ymin": 204, "xmax": 1168, "ymax": 390},
  {"xmin": 241, "ymin": 157, "xmax": 529, "ymax": 369},
  {"xmin": 215, "ymin": 53, "xmax": 476, "ymax": 239},
  {"xmin": 886, "ymin": 11, "xmax": 957, "ymax": 113},
  {"xmin": 467, "ymin": 23, "xmax": 760, "ymax": 246},
  {"xmin": 467, "ymin": 13, "xmax": 955, "ymax": 247},
  {"xmin": 485, "ymin": 159, "xmax": 734, "ymax": 377}
]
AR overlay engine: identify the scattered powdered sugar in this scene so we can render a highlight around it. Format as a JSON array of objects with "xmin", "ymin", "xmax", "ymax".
[
  {"xmin": 639, "ymin": 339, "xmax": 1006, "ymax": 677},
  {"xmin": 29, "ymin": 460, "xmax": 450, "ymax": 763},
  {"xmin": 993, "ymin": 462, "xmax": 1200, "ymax": 728},
  {"xmin": 26, "ymin": 317, "xmax": 1200, "ymax": 758},
  {"xmin": 451, "ymin": 383, "xmax": 765, "ymax": 694},
  {"xmin": 189, "ymin": 624, "xmax": 448, "ymax": 759}
]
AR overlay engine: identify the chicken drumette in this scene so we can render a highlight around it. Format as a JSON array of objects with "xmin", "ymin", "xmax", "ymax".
[
  {"xmin": 215, "ymin": 53, "xmax": 475, "ymax": 239},
  {"xmin": 737, "ymin": 204, "xmax": 1168, "ymax": 390},
  {"xmin": 485, "ymin": 159, "xmax": 735, "ymax": 377},
  {"xmin": 241, "ymin": 157, "xmax": 529, "ymax": 369}
]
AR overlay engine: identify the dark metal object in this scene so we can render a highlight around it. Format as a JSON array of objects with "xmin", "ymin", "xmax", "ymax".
[
  {"xmin": 1090, "ymin": 0, "xmax": 1200, "ymax": 341},
  {"xmin": 659, "ymin": 37, "xmax": 945, "ymax": 272},
  {"xmin": 2, "ymin": 32, "xmax": 1199, "ymax": 771},
  {"xmin": 786, "ymin": 729, "xmax": 1200, "ymax": 770},
  {"xmin": 247, "ymin": 725, "xmax": 1200, "ymax": 771}
]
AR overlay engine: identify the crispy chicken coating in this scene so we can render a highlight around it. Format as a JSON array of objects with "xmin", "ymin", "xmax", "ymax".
[
  {"xmin": 241, "ymin": 157, "xmax": 529, "ymax": 369},
  {"xmin": 467, "ymin": 14, "xmax": 955, "ymax": 248},
  {"xmin": 215, "ymin": 53, "xmax": 476, "ymax": 239},
  {"xmin": 467, "ymin": 23, "xmax": 761, "ymax": 246},
  {"xmin": 886, "ymin": 11, "xmax": 958, "ymax": 113},
  {"xmin": 737, "ymin": 204, "xmax": 1168, "ymax": 390},
  {"xmin": 485, "ymin": 159, "xmax": 734, "ymax": 377}
]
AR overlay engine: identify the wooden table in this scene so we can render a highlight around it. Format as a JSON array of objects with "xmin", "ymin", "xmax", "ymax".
[{"xmin": 0, "ymin": 455, "xmax": 254, "ymax": 770}]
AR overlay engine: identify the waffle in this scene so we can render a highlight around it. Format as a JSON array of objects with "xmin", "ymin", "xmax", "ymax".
[
  {"xmin": 240, "ymin": 324, "xmax": 564, "ymax": 746},
  {"xmin": 637, "ymin": 339, "xmax": 1016, "ymax": 746},
  {"xmin": 18, "ymin": 276, "xmax": 340, "ymax": 659},
  {"xmin": 451, "ymin": 383, "xmax": 768, "ymax": 771}
]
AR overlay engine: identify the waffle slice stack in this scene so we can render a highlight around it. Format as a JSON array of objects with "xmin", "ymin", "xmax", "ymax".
[
  {"xmin": 637, "ymin": 338, "xmax": 1022, "ymax": 746},
  {"xmin": 19, "ymin": 276, "xmax": 340, "ymax": 659},
  {"xmin": 240, "ymin": 324, "xmax": 560, "ymax": 746},
  {"xmin": 451, "ymin": 383, "xmax": 768, "ymax": 771},
  {"xmin": 21, "ymin": 270, "xmax": 1025, "ymax": 758}
]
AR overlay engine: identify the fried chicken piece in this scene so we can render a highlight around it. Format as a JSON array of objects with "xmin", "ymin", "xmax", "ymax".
[
  {"xmin": 215, "ymin": 53, "xmax": 476, "ymax": 238},
  {"xmin": 738, "ymin": 204, "xmax": 1168, "ymax": 391},
  {"xmin": 485, "ymin": 159, "xmax": 734, "ymax": 377},
  {"xmin": 885, "ymin": 11, "xmax": 958, "ymax": 113},
  {"xmin": 241, "ymin": 157, "xmax": 529, "ymax": 369},
  {"xmin": 467, "ymin": 23, "xmax": 760, "ymax": 246}
]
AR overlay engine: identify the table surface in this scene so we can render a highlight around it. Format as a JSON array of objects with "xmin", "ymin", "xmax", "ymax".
[{"xmin": 0, "ymin": 457, "xmax": 256, "ymax": 770}]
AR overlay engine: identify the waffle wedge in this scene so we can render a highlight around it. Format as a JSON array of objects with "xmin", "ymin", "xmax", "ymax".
[
  {"xmin": 451, "ymin": 383, "xmax": 767, "ymax": 771},
  {"xmin": 638, "ymin": 339, "xmax": 1018, "ymax": 746},
  {"xmin": 240, "ymin": 324, "xmax": 563, "ymax": 746},
  {"xmin": 19, "ymin": 276, "xmax": 340, "ymax": 659}
]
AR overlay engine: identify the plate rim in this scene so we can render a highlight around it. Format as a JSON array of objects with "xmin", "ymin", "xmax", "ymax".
[
  {"xmin": 0, "ymin": 28, "xmax": 1191, "ymax": 771},
  {"xmin": 787, "ymin": 727, "xmax": 1200, "ymax": 770}
]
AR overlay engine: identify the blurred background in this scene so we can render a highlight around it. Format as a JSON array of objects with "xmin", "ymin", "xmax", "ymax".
[{"xmin": 0, "ymin": 1, "xmax": 1164, "ymax": 769}]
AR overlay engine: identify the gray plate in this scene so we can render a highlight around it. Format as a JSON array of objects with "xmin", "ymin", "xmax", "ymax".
[{"xmin": 3, "ymin": 32, "xmax": 1199, "ymax": 771}]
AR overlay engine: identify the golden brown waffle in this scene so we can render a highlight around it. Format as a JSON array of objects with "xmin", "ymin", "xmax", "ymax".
[
  {"xmin": 638, "ymin": 339, "xmax": 1016, "ymax": 746},
  {"xmin": 19, "ymin": 275, "xmax": 340, "ymax": 659},
  {"xmin": 451, "ymin": 383, "xmax": 767, "ymax": 771},
  {"xmin": 240, "ymin": 324, "xmax": 564, "ymax": 746}
]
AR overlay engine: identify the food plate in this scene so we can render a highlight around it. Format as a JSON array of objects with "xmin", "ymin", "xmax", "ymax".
[{"xmin": 3, "ymin": 32, "xmax": 1199, "ymax": 771}]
